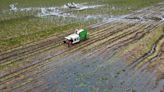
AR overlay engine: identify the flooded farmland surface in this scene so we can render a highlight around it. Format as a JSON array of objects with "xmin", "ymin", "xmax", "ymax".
[{"xmin": 0, "ymin": 2, "xmax": 164, "ymax": 92}]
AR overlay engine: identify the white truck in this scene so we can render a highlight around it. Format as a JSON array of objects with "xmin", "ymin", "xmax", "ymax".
[{"xmin": 63, "ymin": 29, "xmax": 89, "ymax": 46}]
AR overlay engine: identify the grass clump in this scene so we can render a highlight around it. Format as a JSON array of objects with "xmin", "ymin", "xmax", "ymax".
[{"xmin": 0, "ymin": 22, "xmax": 83, "ymax": 52}]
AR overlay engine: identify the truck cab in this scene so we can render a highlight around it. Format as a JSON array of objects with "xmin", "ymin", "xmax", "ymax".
[{"xmin": 64, "ymin": 33, "xmax": 80, "ymax": 45}]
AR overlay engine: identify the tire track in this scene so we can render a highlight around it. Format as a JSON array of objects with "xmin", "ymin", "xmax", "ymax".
[
  {"xmin": 132, "ymin": 35, "xmax": 164, "ymax": 69},
  {"xmin": 0, "ymin": 22, "xmax": 120, "ymax": 65},
  {"xmin": 0, "ymin": 21, "xmax": 138, "ymax": 89},
  {"xmin": 1, "ymin": 5, "xmax": 163, "ymax": 91},
  {"xmin": 131, "ymin": 34, "xmax": 164, "ymax": 70},
  {"xmin": 0, "ymin": 21, "xmax": 131, "ymax": 77},
  {"xmin": 0, "ymin": 21, "xmax": 151, "ymax": 91},
  {"xmin": 0, "ymin": 21, "xmax": 115, "ymax": 63},
  {"xmin": 0, "ymin": 22, "xmax": 121, "ymax": 73}
]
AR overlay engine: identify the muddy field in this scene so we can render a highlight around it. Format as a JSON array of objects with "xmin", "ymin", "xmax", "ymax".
[{"xmin": 0, "ymin": 2, "xmax": 164, "ymax": 92}]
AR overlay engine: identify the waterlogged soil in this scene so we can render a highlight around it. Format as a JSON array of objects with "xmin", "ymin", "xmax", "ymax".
[{"xmin": 0, "ymin": 2, "xmax": 164, "ymax": 92}]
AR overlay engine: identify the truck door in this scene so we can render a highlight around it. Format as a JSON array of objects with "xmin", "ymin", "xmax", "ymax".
[{"xmin": 73, "ymin": 37, "xmax": 80, "ymax": 44}]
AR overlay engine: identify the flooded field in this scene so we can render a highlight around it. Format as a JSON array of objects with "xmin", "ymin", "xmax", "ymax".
[{"xmin": 0, "ymin": 1, "xmax": 164, "ymax": 92}]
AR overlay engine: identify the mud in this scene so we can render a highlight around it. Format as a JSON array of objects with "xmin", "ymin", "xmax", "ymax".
[{"xmin": 0, "ymin": 2, "xmax": 164, "ymax": 92}]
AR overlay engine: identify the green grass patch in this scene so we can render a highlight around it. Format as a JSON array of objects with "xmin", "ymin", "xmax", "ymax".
[
  {"xmin": 0, "ymin": 16, "xmax": 57, "ymax": 40},
  {"xmin": 0, "ymin": 22, "xmax": 83, "ymax": 52},
  {"xmin": 0, "ymin": 20, "xmax": 95, "ymax": 53}
]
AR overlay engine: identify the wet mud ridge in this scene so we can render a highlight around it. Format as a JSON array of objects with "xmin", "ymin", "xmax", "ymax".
[{"xmin": 0, "ymin": 2, "xmax": 164, "ymax": 92}]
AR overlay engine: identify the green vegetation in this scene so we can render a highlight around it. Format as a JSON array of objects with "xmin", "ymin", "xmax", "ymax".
[
  {"xmin": 0, "ymin": 0, "xmax": 163, "ymax": 9},
  {"xmin": 0, "ymin": 0, "xmax": 163, "ymax": 52},
  {"xmin": 0, "ymin": 21, "xmax": 92, "ymax": 52}
]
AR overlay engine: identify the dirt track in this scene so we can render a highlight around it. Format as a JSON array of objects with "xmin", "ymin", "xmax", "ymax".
[{"xmin": 0, "ymin": 2, "xmax": 164, "ymax": 92}]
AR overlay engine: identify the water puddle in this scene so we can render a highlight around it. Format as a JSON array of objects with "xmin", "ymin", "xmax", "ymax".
[
  {"xmin": 63, "ymin": 2, "xmax": 104, "ymax": 10},
  {"xmin": 8, "ymin": 3, "xmax": 105, "ymax": 20}
]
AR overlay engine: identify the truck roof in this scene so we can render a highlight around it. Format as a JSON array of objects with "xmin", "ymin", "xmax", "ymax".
[
  {"xmin": 76, "ymin": 29, "xmax": 84, "ymax": 34},
  {"xmin": 65, "ymin": 33, "xmax": 79, "ymax": 40}
]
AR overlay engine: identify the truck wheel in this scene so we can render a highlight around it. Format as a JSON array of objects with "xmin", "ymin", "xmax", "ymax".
[{"xmin": 68, "ymin": 41, "xmax": 72, "ymax": 47}]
